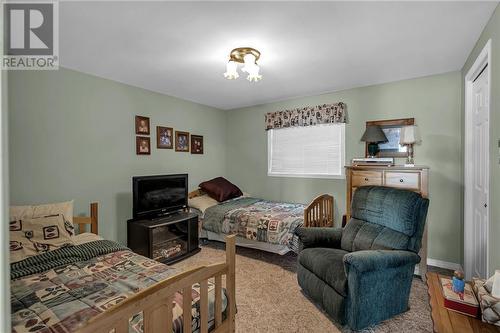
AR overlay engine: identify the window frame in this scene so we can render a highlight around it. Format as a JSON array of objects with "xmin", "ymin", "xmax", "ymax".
[{"xmin": 267, "ymin": 123, "xmax": 346, "ymax": 179}]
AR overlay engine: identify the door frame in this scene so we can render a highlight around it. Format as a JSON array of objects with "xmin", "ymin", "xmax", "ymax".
[{"xmin": 464, "ymin": 39, "xmax": 491, "ymax": 279}]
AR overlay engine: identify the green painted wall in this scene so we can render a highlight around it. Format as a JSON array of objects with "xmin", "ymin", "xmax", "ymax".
[
  {"xmin": 226, "ymin": 72, "xmax": 463, "ymax": 264},
  {"xmin": 8, "ymin": 63, "xmax": 465, "ymax": 264},
  {"xmin": 8, "ymin": 67, "xmax": 227, "ymax": 245},
  {"xmin": 462, "ymin": 4, "xmax": 500, "ymax": 274}
]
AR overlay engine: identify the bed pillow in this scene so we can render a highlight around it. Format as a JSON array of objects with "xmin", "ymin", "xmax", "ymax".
[
  {"xmin": 10, "ymin": 200, "xmax": 74, "ymax": 234},
  {"xmin": 73, "ymin": 232, "xmax": 103, "ymax": 245},
  {"xmin": 199, "ymin": 177, "xmax": 243, "ymax": 202},
  {"xmin": 10, "ymin": 214, "xmax": 75, "ymax": 263},
  {"xmin": 189, "ymin": 194, "xmax": 219, "ymax": 214}
]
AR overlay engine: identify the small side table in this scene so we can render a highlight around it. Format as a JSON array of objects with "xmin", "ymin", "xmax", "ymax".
[{"xmin": 426, "ymin": 272, "xmax": 500, "ymax": 333}]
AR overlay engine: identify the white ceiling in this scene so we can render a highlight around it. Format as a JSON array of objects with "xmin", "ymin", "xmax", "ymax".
[{"xmin": 60, "ymin": 1, "xmax": 498, "ymax": 110}]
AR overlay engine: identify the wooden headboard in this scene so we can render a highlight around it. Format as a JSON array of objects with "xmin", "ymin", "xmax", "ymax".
[{"xmin": 73, "ymin": 202, "xmax": 98, "ymax": 235}]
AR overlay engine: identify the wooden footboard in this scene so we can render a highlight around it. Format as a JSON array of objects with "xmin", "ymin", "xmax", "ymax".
[
  {"xmin": 76, "ymin": 235, "xmax": 236, "ymax": 333},
  {"xmin": 304, "ymin": 194, "xmax": 334, "ymax": 227}
]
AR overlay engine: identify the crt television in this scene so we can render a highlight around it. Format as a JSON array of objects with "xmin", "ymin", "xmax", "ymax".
[{"xmin": 133, "ymin": 174, "xmax": 188, "ymax": 219}]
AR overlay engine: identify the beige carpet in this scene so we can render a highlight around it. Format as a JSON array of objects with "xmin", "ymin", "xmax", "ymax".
[{"xmin": 172, "ymin": 242, "xmax": 433, "ymax": 333}]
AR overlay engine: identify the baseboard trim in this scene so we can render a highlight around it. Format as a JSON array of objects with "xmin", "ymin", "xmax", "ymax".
[
  {"xmin": 427, "ymin": 258, "xmax": 462, "ymax": 271},
  {"xmin": 414, "ymin": 259, "xmax": 462, "ymax": 276}
]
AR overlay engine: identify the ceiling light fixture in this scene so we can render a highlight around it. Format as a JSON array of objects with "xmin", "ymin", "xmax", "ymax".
[{"xmin": 224, "ymin": 47, "xmax": 262, "ymax": 82}]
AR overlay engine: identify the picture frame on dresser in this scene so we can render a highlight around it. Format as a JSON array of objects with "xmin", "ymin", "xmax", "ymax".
[{"xmin": 365, "ymin": 118, "xmax": 414, "ymax": 158}]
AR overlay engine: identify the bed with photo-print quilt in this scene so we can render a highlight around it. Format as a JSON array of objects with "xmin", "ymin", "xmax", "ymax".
[
  {"xmin": 10, "ymin": 239, "xmax": 228, "ymax": 333},
  {"xmin": 200, "ymin": 197, "xmax": 306, "ymax": 254}
]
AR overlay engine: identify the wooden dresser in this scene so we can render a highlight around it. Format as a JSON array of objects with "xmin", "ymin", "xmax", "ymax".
[{"xmin": 345, "ymin": 165, "xmax": 429, "ymax": 280}]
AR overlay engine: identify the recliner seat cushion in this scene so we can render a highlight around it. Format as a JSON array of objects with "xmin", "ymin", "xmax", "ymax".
[
  {"xmin": 297, "ymin": 264, "xmax": 346, "ymax": 324},
  {"xmin": 298, "ymin": 247, "xmax": 349, "ymax": 297}
]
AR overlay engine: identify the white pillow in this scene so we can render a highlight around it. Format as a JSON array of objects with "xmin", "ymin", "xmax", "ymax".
[
  {"xmin": 188, "ymin": 194, "xmax": 218, "ymax": 214},
  {"xmin": 9, "ymin": 205, "xmax": 32, "ymax": 222},
  {"xmin": 10, "ymin": 200, "xmax": 74, "ymax": 225}
]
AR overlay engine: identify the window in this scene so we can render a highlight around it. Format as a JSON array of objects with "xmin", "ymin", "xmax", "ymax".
[{"xmin": 267, "ymin": 123, "xmax": 345, "ymax": 179}]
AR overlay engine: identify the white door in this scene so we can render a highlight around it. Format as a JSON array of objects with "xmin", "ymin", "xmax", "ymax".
[{"xmin": 471, "ymin": 66, "xmax": 489, "ymax": 279}]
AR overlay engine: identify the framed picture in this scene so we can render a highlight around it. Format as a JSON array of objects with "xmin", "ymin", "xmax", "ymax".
[
  {"xmin": 136, "ymin": 136, "xmax": 151, "ymax": 155},
  {"xmin": 365, "ymin": 118, "xmax": 414, "ymax": 158},
  {"xmin": 156, "ymin": 126, "xmax": 173, "ymax": 149},
  {"xmin": 175, "ymin": 131, "xmax": 190, "ymax": 152},
  {"xmin": 191, "ymin": 135, "xmax": 204, "ymax": 154},
  {"xmin": 135, "ymin": 116, "xmax": 150, "ymax": 135}
]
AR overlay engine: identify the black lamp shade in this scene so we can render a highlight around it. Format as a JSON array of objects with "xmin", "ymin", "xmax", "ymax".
[{"xmin": 361, "ymin": 125, "xmax": 388, "ymax": 143}]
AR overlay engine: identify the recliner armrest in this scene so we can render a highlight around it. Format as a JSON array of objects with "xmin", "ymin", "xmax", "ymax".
[
  {"xmin": 343, "ymin": 250, "xmax": 420, "ymax": 274},
  {"xmin": 295, "ymin": 227, "xmax": 342, "ymax": 249}
]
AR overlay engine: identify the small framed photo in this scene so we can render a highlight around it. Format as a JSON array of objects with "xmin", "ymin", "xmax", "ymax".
[
  {"xmin": 175, "ymin": 131, "xmax": 190, "ymax": 152},
  {"xmin": 135, "ymin": 116, "xmax": 150, "ymax": 135},
  {"xmin": 157, "ymin": 126, "xmax": 173, "ymax": 149},
  {"xmin": 191, "ymin": 135, "xmax": 204, "ymax": 154},
  {"xmin": 136, "ymin": 136, "xmax": 151, "ymax": 155}
]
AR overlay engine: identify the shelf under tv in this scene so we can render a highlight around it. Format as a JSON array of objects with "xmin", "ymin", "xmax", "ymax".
[{"xmin": 127, "ymin": 211, "xmax": 200, "ymax": 264}]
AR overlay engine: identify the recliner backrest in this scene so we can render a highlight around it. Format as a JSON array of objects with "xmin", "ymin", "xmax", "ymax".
[{"xmin": 341, "ymin": 186, "xmax": 429, "ymax": 253}]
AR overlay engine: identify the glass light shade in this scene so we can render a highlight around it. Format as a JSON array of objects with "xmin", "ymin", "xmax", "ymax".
[
  {"xmin": 223, "ymin": 60, "xmax": 239, "ymax": 80},
  {"xmin": 246, "ymin": 64, "xmax": 262, "ymax": 82},
  {"xmin": 399, "ymin": 125, "xmax": 421, "ymax": 145},
  {"xmin": 243, "ymin": 53, "xmax": 256, "ymax": 67}
]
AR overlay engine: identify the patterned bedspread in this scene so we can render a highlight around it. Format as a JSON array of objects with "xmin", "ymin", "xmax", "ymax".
[
  {"xmin": 203, "ymin": 197, "xmax": 304, "ymax": 253},
  {"xmin": 11, "ymin": 240, "xmax": 227, "ymax": 333}
]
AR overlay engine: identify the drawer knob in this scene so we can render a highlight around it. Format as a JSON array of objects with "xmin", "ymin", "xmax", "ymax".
[
  {"xmin": 364, "ymin": 177, "xmax": 368, "ymax": 181},
  {"xmin": 399, "ymin": 179, "xmax": 404, "ymax": 183}
]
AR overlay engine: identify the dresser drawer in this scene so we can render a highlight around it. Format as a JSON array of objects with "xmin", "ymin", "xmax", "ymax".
[
  {"xmin": 385, "ymin": 172, "xmax": 420, "ymax": 190},
  {"xmin": 351, "ymin": 171, "xmax": 383, "ymax": 187}
]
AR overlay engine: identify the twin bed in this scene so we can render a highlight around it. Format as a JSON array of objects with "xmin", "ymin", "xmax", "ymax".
[
  {"xmin": 189, "ymin": 189, "xmax": 334, "ymax": 255},
  {"xmin": 10, "ymin": 203, "xmax": 236, "ymax": 333}
]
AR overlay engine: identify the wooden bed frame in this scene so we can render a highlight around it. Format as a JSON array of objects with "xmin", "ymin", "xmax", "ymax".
[
  {"xmin": 189, "ymin": 190, "xmax": 334, "ymax": 227},
  {"xmin": 303, "ymin": 194, "xmax": 334, "ymax": 227},
  {"xmin": 74, "ymin": 203, "xmax": 236, "ymax": 333},
  {"xmin": 73, "ymin": 202, "xmax": 99, "ymax": 234}
]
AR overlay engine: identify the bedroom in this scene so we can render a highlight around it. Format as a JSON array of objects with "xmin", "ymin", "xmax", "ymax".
[{"xmin": 1, "ymin": 1, "xmax": 500, "ymax": 332}]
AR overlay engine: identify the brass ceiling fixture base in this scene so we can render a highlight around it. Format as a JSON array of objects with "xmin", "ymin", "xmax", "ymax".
[{"xmin": 229, "ymin": 47, "xmax": 261, "ymax": 63}]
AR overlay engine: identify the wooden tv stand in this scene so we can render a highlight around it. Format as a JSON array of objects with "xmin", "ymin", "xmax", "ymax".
[{"xmin": 127, "ymin": 211, "xmax": 200, "ymax": 264}]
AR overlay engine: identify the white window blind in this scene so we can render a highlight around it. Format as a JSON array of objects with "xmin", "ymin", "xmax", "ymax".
[{"xmin": 267, "ymin": 123, "xmax": 345, "ymax": 179}]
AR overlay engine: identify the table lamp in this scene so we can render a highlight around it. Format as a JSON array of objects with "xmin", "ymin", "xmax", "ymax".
[
  {"xmin": 399, "ymin": 125, "xmax": 421, "ymax": 166},
  {"xmin": 361, "ymin": 125, "xmax": 388, "ymax": 158}
]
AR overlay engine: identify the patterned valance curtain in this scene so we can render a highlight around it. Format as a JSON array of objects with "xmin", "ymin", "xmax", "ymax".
[{"xmin": 265, "ymin": 102, "xmax": 347, "ymax": 130}]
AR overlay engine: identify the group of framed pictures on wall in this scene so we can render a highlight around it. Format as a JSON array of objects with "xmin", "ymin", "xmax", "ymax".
[{"xmin": 135, "ymin": 115, "xmax": 204, "ymax": 155}]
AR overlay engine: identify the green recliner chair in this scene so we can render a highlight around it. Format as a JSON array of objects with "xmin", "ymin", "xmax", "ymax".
[{"xmin": 296, "ymin": 186, "xmax": 429, "ymax": 330}]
